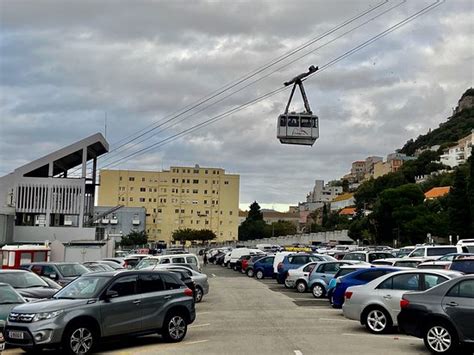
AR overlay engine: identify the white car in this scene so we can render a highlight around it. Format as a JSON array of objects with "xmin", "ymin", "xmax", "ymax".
[
  {"xmin": 407, "ymin": 245, "xmax": 462, "ymax": 260},
  {"xmin": 285, "ymin": 261, "xmax": 320, "ymax": 292},
  {"xmin": 371, "ymin": 257, "xmax": 425, "ymax": 268},
  {"xmin": 223, "ymin": 252, "xmax": 232, "ymax": 267},
  {"xmin": 342, "ymin": 269, "xmax": 462, "ymax": 334}
]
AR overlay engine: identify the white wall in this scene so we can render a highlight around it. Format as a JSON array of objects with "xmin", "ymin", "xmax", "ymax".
[{"xmin": 14, "ymin": 226, "xmax": 96, "ymax": 243}]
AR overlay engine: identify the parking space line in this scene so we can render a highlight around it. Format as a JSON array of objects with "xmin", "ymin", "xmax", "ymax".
[
  {"xmin": 342, "ymin": 333, "xmax": 414, "ymax": 341},
  {"xmin": 294, "ymin": 350, "xmax": 303, "ymax": 355},
  {"xmin": 185, "ymin": 340, "xmax": 210, "ymax": 345},
  {"xmin": 292, "ymin": 298, "xmax": 328, "ymax": 301},
  {"xmin": 318, "ymin": 318, "xmax": 352, "ymax": 322},
  {"xmin": 189, "ymin": 323, "xmax": 211, "ymax": 328}
]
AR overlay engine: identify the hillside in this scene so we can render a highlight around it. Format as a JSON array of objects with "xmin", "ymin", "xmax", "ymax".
[{"xmin": 400, "ymin": 89, "xmax": 474, "ymax": 156}]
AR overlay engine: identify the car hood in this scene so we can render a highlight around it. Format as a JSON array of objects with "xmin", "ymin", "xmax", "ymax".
[
  {"xmin": 10, "ymin": 298, "xmax": 93, "ymax": 313},
  {"xmin": 16, "ymin": 287, "xmax": 57, "ymax": 299},
  {"xmin": 0, "ymin": 304, "xmax": 22, "ymax": 321}
]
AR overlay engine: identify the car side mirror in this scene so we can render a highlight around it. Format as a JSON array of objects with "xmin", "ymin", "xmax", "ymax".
[{"xmin": 105, "ymin": 290, "xmax": 119, "ymax": 299}]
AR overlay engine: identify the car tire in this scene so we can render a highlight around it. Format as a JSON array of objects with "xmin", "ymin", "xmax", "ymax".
[
  {"xmin": 284, "ymin": 279, "xmax": 292, "ymax": 289},
  {"xmin": 195, "ymin": 286, "xmax": 204, "ymax": 303},
  {"xmin": 296, "ymin": 280, "xmax": 307, "ymax": 293},
  {"xmin": 364, "ymin": 307, "xmax": 392, "ymax": 334},
  {"xmin": 233, "ymin": 265, "xmax": 238, "ymax": 271},
  {"xmin": 256, "ymin": 270, "xmax": 264, "ymax": 279},
  {"xmin": 423, "ymin": 321, "xmax": 458, "ymax": 354},
  {"xmin": 62, "ymin": 322, "xmax": 97, "ymax": 355},
  {"xmin": 162, "ymin": 312, "xmax": 188, "ymax": 343},
  {"xmin": 246, "ymin": 268, "xmax": 254, "ymax": 277},
  {"xmin": 311, "ymin": 283, "xmax": 326, "ymax": 298}
]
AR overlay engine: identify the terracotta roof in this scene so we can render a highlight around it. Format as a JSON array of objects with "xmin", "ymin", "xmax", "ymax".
[
  {"xmin": 424, "ymin": 186, "xmax": 451, "ymax": 199},
  {"xmin": 332, "ymin": 193, "xmax": 354, "ymax": 202},
  {"xmin": 339, "ymin": 207, "xmax": 356, "ymax": 215}
]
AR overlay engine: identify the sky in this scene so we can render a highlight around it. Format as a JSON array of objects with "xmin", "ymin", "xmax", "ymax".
[{"xmin": 1, "ymin": 0, "xmax": 473, "ymax": 212}]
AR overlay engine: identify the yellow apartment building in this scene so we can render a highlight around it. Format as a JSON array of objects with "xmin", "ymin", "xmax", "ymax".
[{"xmin": 98, "ymin": 165, "xmax": 240, "ymax": 243}]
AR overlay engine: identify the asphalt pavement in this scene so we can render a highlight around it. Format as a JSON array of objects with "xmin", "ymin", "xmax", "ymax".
[{"xmin": 3, "ymin": 264, "xmax": 437, "ymax": 354}]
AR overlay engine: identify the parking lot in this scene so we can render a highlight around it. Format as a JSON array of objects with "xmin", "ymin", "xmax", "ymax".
[{"xmin": 4, "ymin": 263, "xmax": 432, "ymax": 355}]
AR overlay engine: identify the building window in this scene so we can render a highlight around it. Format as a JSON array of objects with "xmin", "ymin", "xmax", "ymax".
[
  {"xmin": 158, "ymin": 209, "xmax": 162, "ymax": 213},
  {"xmin": 205, "ymin": 220, "xmax": 209, "ymax": 225},
  {"xmin": 181, "ymin": 209, "xmax": 185, "ymax": 213},
  {"xmin": 193, "ymin": 179, "xmax": 199, "ymax": 184},
  {"xmin": 194, "ymin": 169, "xmax": 199, "ymax": 174},
  {"xmin": 192, "ymin": 200, "xmax": 198, "ymax": 205},
  {"xmin": 182, "ymin": 179, "xmax": 185, "ymax": 183},
  {"xmin": 220, "ymin": 221, "xmax": 223, "ymax": 225},
  {"xmin": 153, "ymin": 198, "xmax": 157, "ymax": 202},
  {"xmin": 142, "ymin": 177, "xmax": 145, "ymax": 182},
  {"xmin": 205, "ymin": 210, "xmax": 209, "ymax": 215},
  {"xmin": 196, "ymin": 220, "xmax": 199, "ymax": 224},
  {"xmin": 205, "ymin": 170, "xmax": 208, "ymax": 174},
  {"xmin": 204, "ymin": 190, "xmax": 208, "ymax": 194},
  {"xmin": 139, "ymin": 198, "xmax": 145, "ymax": 202},
  {"xmin": 175, "ymin": 209, "xmax": 179, "ymax": 213},
  {"xmin": 154, "ymin": 188, "xmax": 157, "ymax": 192},
  {"xmin": 204, "ymin": 200, "xmax": 207, "ymax": 204},
  {"xmin": 187, "ymin": 189, "xmax": 190, "ymax": 193},
  {"xmin": 213, "ymin": 171, "xmax": 216, "ymax": 175},
  {"xmin": 193, "ymin": 189, "xmax": 198, "ymax": 194},
  {"xmin": 121, "ymin": 197, "xmax": 125, "ymax": 201},
  {"xmin": 149, "ymin": 188, "xmax": 152, "ymax": 192},
  {"xmin": 186, "ymin": 179, "xmax": 190, "ymax": 183},
  {"xmin": 130, "ymin": 187, "xmax": 134, "ymax": 191},
  {"xmin": 129, "ymin": 177, "xmax": 135, "ymax": 181},
  {"xmin": 129, "ymin": 197, "xmax": 133, "ymax": 202},
  {"xmin": 229, "ymin": 211, "xmax": 233, "ymax": 215},
  {"xmin": 224, "ymin": 181, "xmax": 229, "ymax": 185},
  {"xmin": 140, "ymin": 187, "xmax": 146, "ymax": 192},
  {"xmin": 148, "ymin": 198, "xmax": 152, "ymax": 202}
]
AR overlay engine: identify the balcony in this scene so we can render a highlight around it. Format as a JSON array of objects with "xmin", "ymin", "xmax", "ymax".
[
  {"xmin": 132, "ymin": 219, "xmax": 140, "ymax": 225},
  {"xmin": 110, "ymin": 218, "xmax": 118, "ymax": 225},
  {"xmin": 101, "ymin": 218, "xmax": 110, "ymax": 224}
]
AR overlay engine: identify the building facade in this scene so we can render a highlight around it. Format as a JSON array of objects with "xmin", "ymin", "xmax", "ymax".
[
  {"xmin": 93, "ymin": 206, "xmax": 146, "ymax": 241},
  {"xmin": 440, "ymin": 130, "xmax": 473, "ymax": 168},
  {"xmin": 98, "ymin": 165, "xmax": 240, "ymax": 243}
]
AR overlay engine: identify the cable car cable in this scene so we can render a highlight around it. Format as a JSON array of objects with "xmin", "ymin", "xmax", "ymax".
[{"xmin": 99, "ymin": 0, "xmax": 443, "ymax": 169}]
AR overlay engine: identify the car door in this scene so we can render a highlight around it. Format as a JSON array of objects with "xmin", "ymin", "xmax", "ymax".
[
  {"xmin": 443, "ymin": 279, "xmax": 474, "ymax": 340},
  {"xmin": 377, "ymin": 273, "xmax": 421, "ymax": 316},
  {"xmin": 138, "ymin": 273, "xmax": 168, "ymax": 331},
  {"xmin": 318, "ymin": 263, "xmax": 339, "ymax": 286},
  {"xmin": 100, "ymin": 275, "xmax": 142, "ymax": 336},
  {"xmin": 263, "ymin": 257, "xmax": 275, "ymax": 277}
]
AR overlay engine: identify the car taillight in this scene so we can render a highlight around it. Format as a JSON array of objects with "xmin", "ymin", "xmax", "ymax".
[
  {"xmin": 345, "ymin": 291, "xmax": 353, "ymax": 300},
  {"xmin": 444, "ymin": 264, "xmax": 450, "ymax": 270},
  {"xmin": 400, "ymin": 298, "xmax": 410, "ymax": 309},
  {"xmin": 277, "ymin": 262, "xmax": 283, "ymax": 270},
  {"xmin": 184, "ymin": 288, "xmax": 193, "ymax": 297}
]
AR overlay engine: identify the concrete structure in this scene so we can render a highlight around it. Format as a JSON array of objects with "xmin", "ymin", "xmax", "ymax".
[
  {"xmin": 98, "ymin": 165, "xmax": 240, "ymax": 243},
  {"xmin": 330, "ymin": 193, "xmax": 355, "ymax": 212},
  {"xmin": 306, "ymin": 180, "xmax": 343, "ymax": 204},
  {"xmin": 93, "ymin": 206, "xmax": 146, "ymax": 241},
  {"xmin": 0, "ymin": 134, "xmax": 109, "ymax": 250},
  {"xmin": 373, "ymin": 152, "xmax": 416, "ymax": 179},
  {"xmin": 440, "ymin": 130, "xmax": 473, "ymax": 168},
  {"xmin": 238, "ymin": 210, "xmax": 300, "ymax": 227}
]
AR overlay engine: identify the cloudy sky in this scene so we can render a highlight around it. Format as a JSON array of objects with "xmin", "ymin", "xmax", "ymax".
[{"xmin": 1, "ymin": 0, "xmax": 473, "ymax": 211}]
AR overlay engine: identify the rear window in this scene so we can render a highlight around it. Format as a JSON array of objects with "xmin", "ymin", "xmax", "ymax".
[
  {"xmin": 186, "ymin": 256, "xmax": 198, "ymax": 265},
  {"xmin": 427, "ymin": 247, "xmax": 457, "ymax": 256},
  {"xmin": 337, "ymin": 268, "xmax": 358, "ymax": 277},
  {"xmin": 344, "ymin": 253, "xmax": 365, "ymax": 261},
  {"xmin": 162, "ymin": 274, "xmax": 183, "ymax": 290},
  {"xmin": 450, "ymin": 258, "xmax": 474, "ymax": 273}
]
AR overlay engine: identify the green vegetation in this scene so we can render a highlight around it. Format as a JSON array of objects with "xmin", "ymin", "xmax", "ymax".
[
  {"xmin": 120, "ymin": 230, "xmax": 148, "ymax": 247},
  {"xmin": 171, "ymin": 228, "xmax": 216, "ymax": 243}
]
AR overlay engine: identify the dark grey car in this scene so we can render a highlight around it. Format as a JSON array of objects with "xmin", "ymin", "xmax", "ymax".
[
  {"xmin": 5, "ymin": 270, "xmax": 196, "ymax": 354},
  {"xmin": 22, "ymin": 262, "xmax": 90, "ymax": 287},
  {"xmin": 0, "ymin": 270, "xmax": 58, "ymax": 300},
  {"xmin": 398, "ymin": 275, "xmax": 474, "ymax": 354}
]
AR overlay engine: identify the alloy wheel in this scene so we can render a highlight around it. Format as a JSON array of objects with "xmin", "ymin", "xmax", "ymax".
[
  {"xmin": 168, "ymin": 316, "xmax": 186, "ymax": 341},
  {"xmin": 70, "ymin": 328, "xmax": 93, "ymax": 354},
  {"xmin": 427, "ymin": 326, "xmax": 452, "ymax": 353},
  {"xmin": 256, "ymin": 271, "xmax": 264, "ymax": 279},
  {"xmin": 195, "ymin": 287, "xmax": 203, "ymax": 302},
  {"xmin": 312, "ymin": 285, "xmax": 324, "ymax": 298},
  {"xmin": 296, "ymin": 282, "xmax": 306, "ymax": 293},
  {"xmin": 367, "ymin": 310, "xmax": 387, "ymax": 332}
]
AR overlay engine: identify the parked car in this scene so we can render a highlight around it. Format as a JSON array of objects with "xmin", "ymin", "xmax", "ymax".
[
  {"xmin": 209, "ymin": 251, "xmax": 225, "ymax": 264},
  {"xmin": 343, "ymin": 251, "xmax": 394, "ymax": 264},
  {"xmin": 0, "ymin": 270, "xmax": 59, "ymax": 300},
  {"xmin": 285, "ymin": 261, "xmax": 320, "ymax": 292},
  {"xmin": 82, "ymin": 262, "xmax": 115, "ymax": 272},
  {"xmin": 371, "ymin": 257, "xmax": 425, "ymax": 268},
  {"xmin": 417, "ymin": 253, "xmax": 468, "ymax": 270},
  {"xmin": 342, "ymin": 269, "xmax": 462, "ymax": 334},
  {"xmin": 101, "ymin": 258, "xmax": 126, "ymax": 268},
  {"xmin": 97, "ymin": 260, "xmax": 125, "ymax": 270},
  {"xmin": 277, "ymin": 253, "xmax": 336, "ymax": 284},
  {"xmin": 155, "ymin": 265, "xmax": 209, "ymax": 303},
  {"xmin": 241, "ymin": 254, "xmax": 260, "ymax": 273},
  {"xmin": 40, "ymin": 276, "xmax": 62, "ymax": 290},
  {"xmin": 398, "ymin": 275, "xmax": 474, "ymax": 354},
  {"xmin": 215, "ymin": 253, "xmax": 226, "ymax": 266},
  {"xmin": 22, "ymin": 262, "xmax": 90, "ymax": 286},
  {"xmin": 408, "ymin": 245, "xmax": 463, "ymax": 260},
  {"xmin": 229, "ymin": 248, "xmax": 263, "ymax": 269},
  {"xmin": 235, "ymin": 254, "xmax": 265, "ymax": 272},
  {"xmin": 123, "ymin": 254, "xmax": 149, "ymax": 268},
  {"xmin": 4, "ymin": 270, "xmax": 196, "ymax": 354},
  {"xmin": 330, "ymin": 267, "xmax": 401, "ymax": 308},
  {"xmin": 250, "ymin": 256, "xmax": 275, "ymax": 279},
  {"xmin": 394, "ymin": 246, "xmax": 416, "ymax": 258},
  {"xmin": 135, "ymin": 254, "xmax": 201, "ymax": 272},
  {"xmin": 308, "ymin": 261, "xmax": 363, "ymax": 298},
  {"xmin": 326, "ymin": 264, "xmax": 376, "ymax": 298},
  {"xmin": 245, "ymin": 255, "xmax": 268, "ymax": 277},
  {"xmin": 0, "ymin": 283, "xmax": 26, "ymax": 352},
  {"xmin": 449, "ymin": 254, "xmax": 474, "ymax": 274},
  {"xmin": 223, "ymin": 252, "xmax": 232, "ymax": 267}
]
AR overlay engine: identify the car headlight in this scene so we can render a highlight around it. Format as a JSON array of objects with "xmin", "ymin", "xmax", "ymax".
[{"xmin": 32, "ymin": 310, "xmax": 63, "ymax": 322}]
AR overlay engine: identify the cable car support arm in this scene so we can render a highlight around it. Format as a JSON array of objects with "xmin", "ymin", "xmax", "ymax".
[{"xmin": 284, "ymin": 65, "xmax": 318, "ymax": 114}]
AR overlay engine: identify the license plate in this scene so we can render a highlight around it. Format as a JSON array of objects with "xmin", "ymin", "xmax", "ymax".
[{"xmin": 9, "ymin": 331, "xmax": 24, "ymax": 339}]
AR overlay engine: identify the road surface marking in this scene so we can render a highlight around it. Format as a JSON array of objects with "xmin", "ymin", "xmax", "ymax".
[
  {"xmin": 342, "ymin": 333, "xmax": 414, "ymax": 341},
  {"xmin": 319, "ymin": 318, "xmax": 352, "ymax": 322},
  {"xmin": 186, "ymin": 340, "xmax": 210, "ymax": 345},
  {"xmin": 212, "ymin": 273, "xmax": 217, "ymax": 277},
  {"xmin": 189, "ymin": 323, "xmax": 211, "ymax": 328},
  {"xmin": 294, "ymin": 350, "xmax": 304, "ymax": 355}
]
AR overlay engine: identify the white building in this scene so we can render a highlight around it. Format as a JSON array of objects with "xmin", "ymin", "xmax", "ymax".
[
  {"xmin": 306, "ymin": 180, "xmax": 342, "ymax": 204},
  {"xmin": 440, "ymin": 130, "xmax": 473, "ymax": 168},
  {"xmin": 0, "ymin": 133, "xmax": 112, "ymax": 261}
]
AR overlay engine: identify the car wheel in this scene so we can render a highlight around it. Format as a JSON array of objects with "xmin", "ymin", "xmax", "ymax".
[
  {"xmin": 311, "ymin": 283, "xmax": 326, "ymax": 298},
  {"xmin": 241, "ymin": 268, "xmax": 246, "ymax": 274},
  {"xmin": 162, "ymin": 313, "xmax": 188, "ymax": 343},
  {"xmin": 296, "ymin": 280, "xmax": 307, "ymax": 293},
  {"xmin": 284, "ymin": 279, "xmax": 292, "ymax": 289},
  {"xmin": 364, "ymin": 307, "xmax": 392, "ymax": 334},
  {"xmin": 194, "ymin": 286, "xmax": 204, "ymax": 303},
  {"xmin": 256, "ymin": 270, "xmax": 264, "ymax": 279},
  {"xmin": 246, "ymin": 268, "xmax": 254, "ymax": 277},
  {"xmin": 423, "ymin": 322, "xmax": 458, "ymax": 354},
  {"xmin": 62, "ymin": 323, "xmax": 97, "ymax": 355},
  {"xmin": 233, "ymin": 265, "xmax": 238, "ymax": 271}
]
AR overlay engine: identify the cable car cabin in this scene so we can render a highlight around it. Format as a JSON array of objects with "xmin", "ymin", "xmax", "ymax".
[
  {"xmin": 1, "ymin": 245, "xmax": 50, "ymax": 269},
  {"xmin": 277, "ymin": 113, "xmax": 319, "ymax": 146}
]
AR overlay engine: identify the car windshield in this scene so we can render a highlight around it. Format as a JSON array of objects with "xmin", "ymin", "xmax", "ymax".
[
  {"xmin": 0, "ymin": 285, "xmax": 25, "ymax": 304},
  {"xmin": 136, "ymin": 259, "xmax": 159, "ymax": 270},
  {"xmin": 54, "ymin": 276, "xmax": 110, "ymax": 299},
  {"xmin": 0, "ymin": 272, "xmax": 48, "ymax": 288},
  {"xmin": 56, "ymin": 264, "xmax": 89, "ymax": 277}
]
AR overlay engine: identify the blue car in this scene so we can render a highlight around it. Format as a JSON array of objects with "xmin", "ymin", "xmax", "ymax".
[
  {"xmin": 252, "ymin": 256, "xmax": 275, "ymax": 279},
  {"xmin": 277, "ymin": 254, "xmax": 333, "ymax": 284},
  {"xmin": 326, "ymin": 264, "xmax": 375, "ymax": 298},
  {"xmin": 330, "ymin": 267, "xmax": 401, "ymax": 308}
]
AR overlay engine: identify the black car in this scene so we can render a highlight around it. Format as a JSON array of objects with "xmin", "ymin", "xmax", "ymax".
[
  {"xmin": 208, "ymin": 252, "xmax": 224, "ymax": 264},
  {"xmin": 0, "ymin": 270, "xmax": 58, "ymax": 300},
  {"xmin": 398, "ymin": 275, "xmax": 474, "ymax": 354}
]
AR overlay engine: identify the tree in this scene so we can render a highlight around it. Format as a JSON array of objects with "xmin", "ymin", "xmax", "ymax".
[
  {"xmin": 172, "ymin": 228, "xmax": 194, "ymax": 244},
  {"xmin": 448, "ymin": 168, "xmax": 471, "ymax": 238},
  {"xmin": 264, "ymin": 220, "xmax": 297, "ymax": 238},
  {"xmin": 172, "ymin": 228, "xmax": 217, "ymax": 244},
  {"xmin": 238, "ymin": 202, "xmax": 265, "ymax": 241},
  {"xmin": 322, "ymin": 204, "xmax": 329, "ymax": 227},
  {"xmin": 342, "ymin": 179, "xmax": 350, "ymax": 193},
  {"xmin": 194, "ymin": 229, "xmax": 217, "ymax": 242},
  {"xmin": 120, "ymin": 230, "xmax": 148, "ymax": 247}
]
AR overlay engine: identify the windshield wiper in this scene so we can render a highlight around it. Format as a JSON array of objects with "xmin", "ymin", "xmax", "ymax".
[
  {"xmin": 1, "ymin": 302, "xmax": 21, "ymax": 304},
  {"xmin": 53, "ymin": 296, "xmax": 76, "ymax": 300}
]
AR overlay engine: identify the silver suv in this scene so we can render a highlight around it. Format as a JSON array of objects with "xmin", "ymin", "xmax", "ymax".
[{"xmin": 5, "ymin": 270, "xmax": 196, "ymax": 354}]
